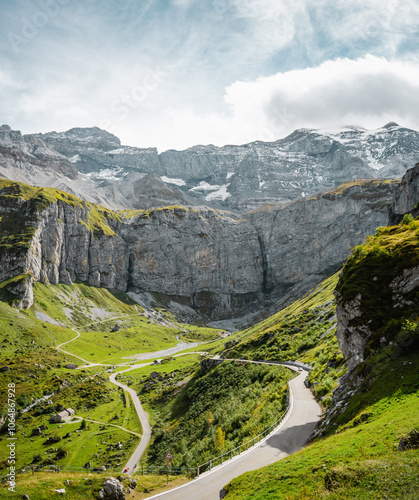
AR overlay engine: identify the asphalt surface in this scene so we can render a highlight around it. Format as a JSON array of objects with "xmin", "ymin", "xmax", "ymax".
[
  {"xmin": 146, "ymin": 369, "xmax": 322, "ymax": 500},
  {"xmin": 109, "ymin": 367, "xmax": 153, "ymax": 473}
]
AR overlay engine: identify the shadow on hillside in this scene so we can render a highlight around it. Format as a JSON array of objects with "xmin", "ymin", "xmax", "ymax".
[{"xmin": 263, "ymin": 420, "xmax": 319, "ymax": 455}]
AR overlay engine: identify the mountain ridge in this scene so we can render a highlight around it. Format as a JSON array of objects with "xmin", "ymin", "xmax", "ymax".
[{"xmin": 2, "ymin": 122, "xmax": 419, "ymax": 212}]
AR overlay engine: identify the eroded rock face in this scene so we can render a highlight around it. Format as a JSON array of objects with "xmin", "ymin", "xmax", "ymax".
[
  {"xmin": 335, "ymin": 294, "xmax": 370, "ymax": 371},
  {"xmin": 123, "ymin": 207, "xmax": 262, "ymax": 298},
  {"xmin": 0, "ymin": 125, "xmax": 78, "ymax": 180},
  {"xmin": 246, "ymin": 180, "xmax": 396, "ymax": 308},
  {"xmin": 392, "ymin": 162, "xmax": 419, "ymax": 217}
]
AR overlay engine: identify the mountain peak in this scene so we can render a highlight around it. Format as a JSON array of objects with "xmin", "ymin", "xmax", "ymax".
[{"xmin": 383, "ymin": 121, "xmax": 400, "ymax": 129}]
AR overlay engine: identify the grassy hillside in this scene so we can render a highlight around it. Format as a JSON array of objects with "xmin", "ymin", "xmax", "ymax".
[
  {"xmin": 224, "ymin": 216, "xmax": 419, "ymax": 499},
  {"xmin": 123, "ymin": 358, "xmax": 293, "ymax": 469},
  {"xmin": 222, "ymin": 273, "xmax": 345, "ymax": 406},
  {"xmin": 0, "ymin": 280, "xmax": 229, "ymax": 478},
  {"xmin": 336, "ymin": 215, "xmax": 419, "ymax": 355},
  {"xmin": 225, "ymin": 350, "xmax": 419, "ymax": 499},
  {"xmin": 0, "ymin": 470, "xmax": 190, "ymax": 499}
]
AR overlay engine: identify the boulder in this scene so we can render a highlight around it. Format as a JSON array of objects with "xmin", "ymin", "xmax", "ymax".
[{"xmin": 98, "ymin": 477, "xmax": 125, "ymax": 500}]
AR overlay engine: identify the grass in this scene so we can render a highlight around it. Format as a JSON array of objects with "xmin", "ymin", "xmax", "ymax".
[
  {"xmin": 224, "ymin": 349, "xmax": 419, "ymax": 499},
  {"xmin": 0, "ymin": 373, "xmax": 140, "ymax": 471},
  {"xmin": 0, "ymin": 470, "xmax": 190, "ymax": 499},
  {"xmin": 0, "ymin": 279, "xmax": 235, "ymax": 477},
  {"xmin": 30, "ymin": 281, "xmax": 141, "ymax": 328},
  {"xmin": 119, "ymin": 205, "xmax": 200, "ymax": 220},
  {"xmin": 26, "ymin": 281, "xmax": 221, "ymax": 364}
]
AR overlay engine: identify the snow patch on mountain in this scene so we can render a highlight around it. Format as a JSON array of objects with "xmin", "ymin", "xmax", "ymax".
[
  {"xmin": 161, "ymin": 176, "xmax": 186, "ymax": 186},
  {"xmin": 190, "ymin": 181, "xmax": 221, "ymax": 192},
  {"xmin": 86, "ymin": 167, "xmax": 126, "ymax": 180},
  {"xmin": 205, "ymin": 184, "xmax": 231, "ymax": 201},
  {"xmin": 69, "ymin": 154, "xmax": 80, "ymax": 163}
]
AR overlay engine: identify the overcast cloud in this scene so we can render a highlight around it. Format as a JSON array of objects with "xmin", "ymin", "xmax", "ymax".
[{"xmin": 0, "ymin": 0, "xmax": 418, "ymax": 150}]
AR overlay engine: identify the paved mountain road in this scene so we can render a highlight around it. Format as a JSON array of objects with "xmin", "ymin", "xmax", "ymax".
[
  {"xmin": 109, "ymin": 365, "xmax": 154, "ymax": 472},
  {"xmin": 147, "ymin": 369, "xmax": 321, "ymax": 500}
]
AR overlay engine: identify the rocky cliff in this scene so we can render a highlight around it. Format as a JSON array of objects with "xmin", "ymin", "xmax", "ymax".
[
  {"xmin": 391, "ymin": 162, "xmax": 419, "ymax": 220},
  {"xmin": 246, "ymin": 179, "xmax": 397, "ymax": 308},
  {"xmin": 0, "ymin": 181, "xmax": 264, "ymax": 318},
  {"xmin": 0, "ymin": 175, "xmax": 399, "ymax": 320},
  {"xmin": 335, "ymin": 164, "xmax": 419, "ymax": 370}
]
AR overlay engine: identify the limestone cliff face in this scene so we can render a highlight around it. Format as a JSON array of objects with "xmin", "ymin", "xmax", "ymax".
[
  {"xmin": 31, "ymin": 202, "xmax": 129, "ymax": 290},
  {"xmin": 246, "ymin": 180, "xmax": 397, "ymax": 307},
  {"xmin": 0, "ymin": 188, "xmax": 263, "ymax": 318},
  {"xmin": 0, "ymin": 176, "xmax": 406, "ymax": 320},
  {"xmin": 122, "ymin": 207, "xmax": 262, "ymax": 299}
]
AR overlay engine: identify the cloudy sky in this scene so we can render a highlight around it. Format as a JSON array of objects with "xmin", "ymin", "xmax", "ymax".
[{"xmin": 1, "ymin": 0, "xmax": 419, "ymax": 151}]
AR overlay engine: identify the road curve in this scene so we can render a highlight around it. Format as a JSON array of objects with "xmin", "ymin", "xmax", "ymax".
[
  {"xmin": 146, "ymin": 368, "xmax": 322, "ymax": 500},
  {"xmin": 109, "ymin": 366, "xmax": 153, "ymax": 473}
]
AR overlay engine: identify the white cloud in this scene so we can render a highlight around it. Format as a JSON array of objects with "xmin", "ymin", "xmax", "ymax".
[
  {"xmin": 145, "ymin": 55, "xmax": 419, "ymax": 149},
  {"xmin": 1, "ymin": 2, "xmax": 419, "ymax": 150}
]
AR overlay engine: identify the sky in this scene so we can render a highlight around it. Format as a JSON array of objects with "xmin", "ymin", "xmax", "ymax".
[{"xmin": 1, "ymin": 0, "xmax": 419, "ymax": 151}]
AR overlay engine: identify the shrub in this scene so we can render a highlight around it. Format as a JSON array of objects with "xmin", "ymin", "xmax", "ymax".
[{"xmin": 402, "ymin": 213, "xmax": 414, "ymax": 225}]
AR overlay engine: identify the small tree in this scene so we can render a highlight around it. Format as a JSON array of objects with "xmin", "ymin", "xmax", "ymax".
[
  {"xmin": 80, "ymin": 419, "xmax": 87, "ymax": 430},
  {"xmin": 214, "ymin": 427, "xmax": 225, "ymax": 451}
]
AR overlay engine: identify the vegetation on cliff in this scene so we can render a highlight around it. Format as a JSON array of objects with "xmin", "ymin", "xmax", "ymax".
[
  {"xmin": 336, "ymin": 215, "xmax": 419, "ymax": 357},
  {"xmin": 0, "ymin": 178, "xmax": 121, "ymax": 255}
]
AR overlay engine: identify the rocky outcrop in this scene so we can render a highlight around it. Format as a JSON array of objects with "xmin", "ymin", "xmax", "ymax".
[
  {"xmin": 0, "ymin": 125, "xmax": 78, "ymax": 180},
  {"xmin": 392, "ymin": 162, "xmax": 419, "ymax": 218},
  {"xmin": 334, "ymin": 166, "xmax": 419, "ymax": 370},
  {"xmin": 314, "ymin": 165, "xmax": 419, "ymax": 437},
  {"xmin": 34, "ymin": 127, "xmax": 162, "ymax": 176}
]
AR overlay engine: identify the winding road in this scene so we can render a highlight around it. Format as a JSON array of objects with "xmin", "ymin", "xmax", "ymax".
[
  {"xmin": 56, "ymin": 322, "xmax": 322, "ymax": 493},
  {"xmin": 109, "ymin": 365, "xmax": 153, "ymax": 472},
  {"xmin": 146, "ymin": 367, "xmax": 321, "ymax": 500}
]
